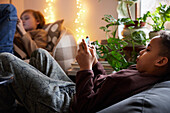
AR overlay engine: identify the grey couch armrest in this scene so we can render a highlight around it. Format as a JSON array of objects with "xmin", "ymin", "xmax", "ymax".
[{"xmin": 97, "ymin": 80, "xmax": 170, "ymax": 113}]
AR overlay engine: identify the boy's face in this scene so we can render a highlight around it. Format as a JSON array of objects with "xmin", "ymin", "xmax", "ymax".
[{"xmin": 136, "ymin": 37, "xmax": 162, "ymax": 73}]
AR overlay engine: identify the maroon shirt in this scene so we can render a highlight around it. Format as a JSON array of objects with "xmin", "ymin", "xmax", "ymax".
[{"xmin": 70, "ymin": 62, "xmax": 165, "ymax": 113}]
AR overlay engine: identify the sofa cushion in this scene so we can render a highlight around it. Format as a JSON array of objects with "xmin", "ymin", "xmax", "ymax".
[
  {"xmin": 43, "ymin": 19, "xmax": 64, "ymax": 52},
  {"xmin": 52, "ymin": 28, "xmax": 77, "ymax": 73},
  {"xmin": 97, "ymin": 80, "xmax": 170, "ymax": 113}
]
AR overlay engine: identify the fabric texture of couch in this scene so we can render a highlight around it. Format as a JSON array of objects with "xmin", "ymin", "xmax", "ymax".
[
  {"xmin": 43, "ymin": 19, "xmax": 77, "ymax": 73},
  {"xmin": 97, "ymin": 80, "xmax": 170, "ymax": 113}
]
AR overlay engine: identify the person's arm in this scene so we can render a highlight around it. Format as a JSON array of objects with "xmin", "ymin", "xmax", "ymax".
[
  {"xmin": 92, "ymin": 61, "xmax": 107, "ymax": 77},
  {"xmin": 74, "ymin": 39, "xmax": 109, "ymax": 112},
  {"xmin": 16, "ymin": 19, "xmax": 26, "ymax": 36},
  {"xmin": 87, "ymin": 44, "xmax": 107, "ymax": 76},
  {"xmin": 20, "ymin": 30, "xmax": 48, "ymax": 57},
  {"xmin": 16, "ymin": 19, "xmax": 48, "ymax": 57},
  {"xmin": 74, "ymin": 68, "xmax": 123, "ymax": 113}
]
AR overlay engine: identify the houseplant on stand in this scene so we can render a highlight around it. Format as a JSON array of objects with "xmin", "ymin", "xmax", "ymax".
[
  {"xmin": 98, "ymin": 0, "xmax": 149, "ymax": 38},
  {"xmin": 117, "ymin": 0, "xmax": 149, "ymax": 39},
  {"xmin": 92, "ymin": 16, "xmax": 130, "ymax": 71},
  {"xmin": 94, "ymin": 0, "xmax": 149, "ymax": 71},
  {"xmin": 92, "ymin": 15, "xmax": 148, "ymax": 71},
  {"xmin": 116, "ymin": 0, "xmax": 150, "ymax": 63}
]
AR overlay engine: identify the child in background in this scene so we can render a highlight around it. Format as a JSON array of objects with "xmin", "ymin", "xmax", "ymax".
[{"xmin": 14, "ymin": 9, "xmax": 48, "ymax": 59}]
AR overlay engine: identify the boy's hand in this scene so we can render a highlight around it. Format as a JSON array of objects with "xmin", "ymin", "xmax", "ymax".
[
  {"xmin": 88, "ymin": 45, "xmax": 98, "ymax": 67},
  {"xmin": 76, "ymin": 39, "xmax": 97, "ymax": 71}
]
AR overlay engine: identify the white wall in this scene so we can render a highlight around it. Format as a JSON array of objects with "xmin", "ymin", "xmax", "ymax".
[
  {"xmin": 13, "ymin": 0, "xmax": 24, "ymax": 16},
  {"xmin": 12, "ymin": 0, "xmax": 118, "ymax": 42}
]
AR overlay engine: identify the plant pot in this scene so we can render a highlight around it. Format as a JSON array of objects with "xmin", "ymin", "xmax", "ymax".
[
  {"xmin": 121, "ymin": 21, "xmax": 149, "ymax": 46},
  {"xmin": 124, "ymin": 21, "xmax": 146, "ymax": 28}
]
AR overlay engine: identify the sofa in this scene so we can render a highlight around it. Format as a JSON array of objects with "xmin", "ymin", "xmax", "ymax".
[
  {"xmin": 43, "ymin": 19, "xmax": 77, "ymax": 74},
  {"xmin": 97, "ymin": 80, "xmax": 170, "ymax": 113}
]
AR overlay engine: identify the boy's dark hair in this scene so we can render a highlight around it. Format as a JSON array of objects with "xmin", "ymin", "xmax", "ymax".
[
  {"xmin": 159, "ymin": 31, "xmax": 170, "ymax": 71},
  {"xmin": 21, "ymin": 9, "xmax": 45, "ymax": 29}
]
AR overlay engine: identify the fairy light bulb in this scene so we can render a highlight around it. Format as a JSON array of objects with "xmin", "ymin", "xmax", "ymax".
[{"xmin": 44, "ymin": 0, "xmax": 56, "ymax": 23}]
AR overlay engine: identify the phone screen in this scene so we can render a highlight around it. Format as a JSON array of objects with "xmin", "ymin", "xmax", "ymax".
[{"xmin": 85, "ymin": 36, "xmax": 90, "ymax": 46}]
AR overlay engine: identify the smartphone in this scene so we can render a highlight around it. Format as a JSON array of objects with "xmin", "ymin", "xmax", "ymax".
[{"xmin": 85, "ymin": 36, "xmax": 90, "ymax": 46}]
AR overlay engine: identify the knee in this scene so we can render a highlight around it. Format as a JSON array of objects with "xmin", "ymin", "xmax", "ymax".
[
  {"xmin": 0, "ymin": 52, "xmax": 13, "ymax": 57},
  {"xmin": 33, "ymin": 48, "xmax": 48, "ymax": 54},
  {"xmin": 0, "ymin": 4, "xmax": 17, "ymax": 16},
  {"xmin": 0, "ymin": 52, "xmax": 15, "ymax": 61},
  {"xmin": 31, "ymin": 48, "xmax": 50, "ymax": 58},
  {"xmin": 6, "ymin": 4, "xmax": 17, "ymax": 15},
  {"xmin": 9, "ymin": 4, "xmax": 17, "ymax": 16}
]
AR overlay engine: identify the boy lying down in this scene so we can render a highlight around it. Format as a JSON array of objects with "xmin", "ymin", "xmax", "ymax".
[{"xmin": 0, "ymin": 32, "xmax": 170, "ymax": 113}]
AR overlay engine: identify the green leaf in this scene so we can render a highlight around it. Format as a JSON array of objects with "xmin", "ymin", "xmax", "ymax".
[
  {"xmin": 120, "ymin": 18, "xmax": 135, "ymax": 25},
  {"xmin": 102, "ymin": 15, "xmax": 117, "ymax": 23},
  {"xmin": 146, "ymin": 3, "xmax": 170, "ymax": 31},
  {"xmin": 131, "ymin": 30, "xmax": 147, "ymax": 45}
]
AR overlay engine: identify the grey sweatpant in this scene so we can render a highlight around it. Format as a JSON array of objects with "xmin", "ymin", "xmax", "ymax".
[{"xmin": 0, "ymin": 48, "xmax": 76, "ymax": 113}]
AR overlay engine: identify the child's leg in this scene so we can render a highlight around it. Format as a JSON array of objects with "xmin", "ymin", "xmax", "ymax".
[
  {"xmin": 0, "ymin": 4, "xmax": 17, "ymax": 54},
  {"xmin": 0, "ymin": 52, "xmax": 75, "ymax": 113},
  {"xmin": 29, "ymin": 48, "xmax": 73, "ymax": 82}
]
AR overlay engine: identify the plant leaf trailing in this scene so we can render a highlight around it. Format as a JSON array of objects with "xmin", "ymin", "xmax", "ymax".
[{"xmin": 92, "ymin": 15, "xmax": 149, "ymax": 71}]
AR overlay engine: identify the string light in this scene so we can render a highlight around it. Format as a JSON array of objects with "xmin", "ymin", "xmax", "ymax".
[
  {"xmin": 75, "ymin": 0, "xmax": 87, "ymax": 43},
  {"xmin": 44, "ymin": 0, "xmax": 56, "ymax": 23}
]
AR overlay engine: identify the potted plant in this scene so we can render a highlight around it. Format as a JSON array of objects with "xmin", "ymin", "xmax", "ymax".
[
  {"xmin": 93, "ymin": 0, "xmax": 150, "ymax": 71},
  {"xmin": 117, "ymin": 0, "xmax": 148, "ymax": 26},
  {"xmin": 99, "ymin": 0, "xmax": 149, "ymax": 36},
  {"xmin": 146, "ymin": 3, "xmax": 170, "ymax": 39},
  {"xmin": 92, "ymin": 16, "xmax": 129, "ymax": 71},
  {"xmin": 121, "ymin": 12, "xmax": 149, "ymax": 42},
  {"xmin": 114, "ymin": 0, "xmax": 149, "ymax": 43},
  {"xmin": 92, "ymin": 14, "xmax": 148, "ymax": 71}
]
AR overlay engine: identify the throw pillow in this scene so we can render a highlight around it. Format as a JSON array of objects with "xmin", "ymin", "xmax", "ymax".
[{"xmin": 43, "ymin": 19, "xmax": 64, "ymax": 52}]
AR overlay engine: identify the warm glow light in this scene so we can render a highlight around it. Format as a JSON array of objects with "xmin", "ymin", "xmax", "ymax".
[
  {"xmin": 75, "ymin": 0, "xmax": 87, "ymax": 43},
  {"xmin": 44, "ymin": 0, "xmax": 56, "ymax": 23}
]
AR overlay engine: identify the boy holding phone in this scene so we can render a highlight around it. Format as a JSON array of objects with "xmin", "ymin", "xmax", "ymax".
[{"xmin": 0, "ymin": 32, "xmax": 170, "ymax": 113}]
